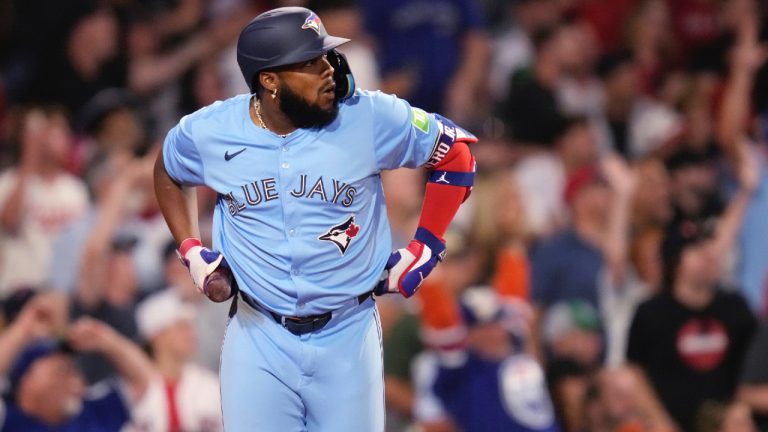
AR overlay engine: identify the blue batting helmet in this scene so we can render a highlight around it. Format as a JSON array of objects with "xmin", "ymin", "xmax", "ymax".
[{"xmin": 236, "ymin": 7, "xmax": 353, "ymax": 97}]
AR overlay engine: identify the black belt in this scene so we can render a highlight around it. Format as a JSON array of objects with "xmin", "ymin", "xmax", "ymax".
[{"xmin": 239, "ymin": 290, "xmax": 373, "ymax": 335}]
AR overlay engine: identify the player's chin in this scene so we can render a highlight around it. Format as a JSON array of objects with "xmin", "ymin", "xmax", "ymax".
[{"xmin": 318, "ymin": 90, "xmax": 337, "ymax": 109}]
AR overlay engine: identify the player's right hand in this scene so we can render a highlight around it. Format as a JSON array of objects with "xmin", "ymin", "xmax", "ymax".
[{"xmin": 178, "ymin": 238, "xmax": 234, "ymax": 302}]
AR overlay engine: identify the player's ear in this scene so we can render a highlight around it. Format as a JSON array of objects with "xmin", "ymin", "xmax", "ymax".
[{"xmin": 258, "ymin": 71, "xmax": 278, "ymax": 96}]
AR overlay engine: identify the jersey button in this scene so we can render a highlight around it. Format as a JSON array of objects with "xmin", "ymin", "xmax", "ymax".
[
  {"xmin": 292, "ymin": 269, "xmax": 300, "ymax": 276},
  {"xmin": 297, "ymin": 303, "xmax": 305, "ymax": 309},
  {"xmin": 288, "ymin": 229, "xmax": 296, "ymax": 236},
  {"xmin": 281, "ymin": 163, "xmax": 289, "ymax": 169},
  {"xmin": 282, "ymin": 147, "xmax": 288, "ymax": 152}
]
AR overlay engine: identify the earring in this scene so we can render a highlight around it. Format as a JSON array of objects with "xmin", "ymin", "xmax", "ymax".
[{"xmin": 271, "ymin": 89, "xmax": 277, "ymax": 100}]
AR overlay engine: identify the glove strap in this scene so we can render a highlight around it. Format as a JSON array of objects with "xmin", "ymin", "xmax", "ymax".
[
  {"xmin": 178, "ymin": 237, "xmax": 202, "ymax": 257},
  {"xmin": 415, "ymin": 227, "xmax": 446, "ymax": 261}
]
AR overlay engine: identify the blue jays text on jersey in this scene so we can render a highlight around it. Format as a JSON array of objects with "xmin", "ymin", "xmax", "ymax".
[
  {"xmin": 162, "ymin": 90, "xmax": 458, "ymax": 317},
  {"xmin": 224, "ymin": 174, "xmax": 358, "ymax": 217}
]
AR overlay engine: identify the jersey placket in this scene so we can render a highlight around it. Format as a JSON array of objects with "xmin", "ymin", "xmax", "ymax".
[{"xmin": 277, "ymin": 139, "xmax": 306, "ymax": 316}]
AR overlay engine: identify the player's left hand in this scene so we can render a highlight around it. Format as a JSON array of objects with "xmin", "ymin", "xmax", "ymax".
[{"xmin": 375, "ymin": 229, "xmax": 446, "ymax": 298}]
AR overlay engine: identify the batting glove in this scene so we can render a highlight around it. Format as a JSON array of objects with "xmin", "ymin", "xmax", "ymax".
[
  {"xmin": 375, "ymin": 228, "xmax": 446, "ymax": 298},
  {"xmin": 178, "ymin": 238, "xmax": 231, "ymax": 296}
]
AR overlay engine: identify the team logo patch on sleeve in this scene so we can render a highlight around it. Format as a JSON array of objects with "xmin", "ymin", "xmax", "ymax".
[
  {"xmin": 318, "ymin": 215, "xmax": 360, "ymax": 255},
  {"xmin": 411, "ymin": 108, "xmax": 430, "ymax": 134},
  {"xmin": 302, "ymin": 13, "xmax": 322, "ymax": 34}
]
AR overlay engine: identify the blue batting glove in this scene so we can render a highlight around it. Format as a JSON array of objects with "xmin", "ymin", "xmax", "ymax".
[{"xmin": 375, "ymin": 228, "xmax": 446, "ymax": 298}]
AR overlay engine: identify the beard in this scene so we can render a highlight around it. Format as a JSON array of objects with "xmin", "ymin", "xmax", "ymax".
[{"xmin": 278, "ymin": 83, "xmax": 339, "ymax": 129}]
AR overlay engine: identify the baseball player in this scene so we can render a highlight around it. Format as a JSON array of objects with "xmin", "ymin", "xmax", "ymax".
[{"xmin": 153, "ymin": 7, "xmax": 476, "ymax": 431}]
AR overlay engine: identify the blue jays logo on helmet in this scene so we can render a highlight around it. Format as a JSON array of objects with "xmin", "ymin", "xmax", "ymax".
[
  {"xmin": 301, "ymin": 13, "xmax": 322, "ymax": 34},
  {"xmin": 319, "ymin": 215, "xmax": 360, "ymax": 255}
]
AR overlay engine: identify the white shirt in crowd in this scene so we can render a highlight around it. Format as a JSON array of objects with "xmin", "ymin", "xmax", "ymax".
[
  {"xmin": 128, "ymin": 364, "xmax": 223, "ymax": 432},
  {"xmin": 0, "ymin": 169, "xmax": 88, "ymax": 296}
]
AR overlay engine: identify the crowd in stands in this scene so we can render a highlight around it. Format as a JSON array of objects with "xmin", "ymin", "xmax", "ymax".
[{"xmin": 1, "ymin": 0, "xmax": 768, "ymax": 430}]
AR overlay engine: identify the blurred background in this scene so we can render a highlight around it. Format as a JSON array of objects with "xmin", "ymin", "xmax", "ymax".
[{"xmin": 1, "ymin": 0, "xmax": 768, "ymax": 431}]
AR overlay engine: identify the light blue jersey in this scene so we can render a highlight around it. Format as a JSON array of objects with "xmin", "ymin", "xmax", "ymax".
[{"xmin": 163, "ymin": 90, "xmax": 443, "ymax": 316}]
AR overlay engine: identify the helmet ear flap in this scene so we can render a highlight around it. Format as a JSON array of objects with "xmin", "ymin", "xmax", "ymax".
[{"xmin": 327, "ymin": 49, "xmax": 356, "ymax": 101}]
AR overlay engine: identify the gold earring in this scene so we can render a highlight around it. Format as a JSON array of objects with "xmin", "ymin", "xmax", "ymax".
[{"xmin": 271, "ymin": 89, "xmax": 277, "ymax": 100}]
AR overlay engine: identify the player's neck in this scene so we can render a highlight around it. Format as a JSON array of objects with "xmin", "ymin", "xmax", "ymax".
[{"xmin": 251, "ymin": 96, "xmax": 296, "ymax": 137}]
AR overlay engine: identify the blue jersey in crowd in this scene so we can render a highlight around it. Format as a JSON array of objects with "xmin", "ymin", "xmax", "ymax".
[
  {"xmin": 1, "ymin": 383, "xmax": 129, "ymax": 432},
  {"xmin": 415, "ymin": 352, "xmax": 560, "ymax": 432}
]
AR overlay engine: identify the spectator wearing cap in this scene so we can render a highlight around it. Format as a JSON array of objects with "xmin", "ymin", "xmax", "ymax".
[
  {"xmin": 541, "ymin": 300, "xmax": 603, "ymax": 370},
  {"xmin": 413, "ymin": 285, "xmax": 559, "ymax": 432},
  {"xmin": 627, "ymin": 151, "xmax": 758, "ymax": 431},
  {"xmin": 130, "ymin": 290, "xmax": 223, "ymax": 432},
  {"xmin": 0, "ymin": 298, "xmax": 152, "ymax": 431},
  {"xmin": 530, "ymin": 164, "xmax": 611, "ymax": 312}
]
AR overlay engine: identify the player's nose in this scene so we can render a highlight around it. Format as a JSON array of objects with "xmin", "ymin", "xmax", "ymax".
[{"xmin": 321, "ymin": 54, "xmax": 335, "ymax": 76}]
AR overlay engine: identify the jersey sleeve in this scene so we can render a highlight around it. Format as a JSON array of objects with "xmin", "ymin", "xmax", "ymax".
[
  {"xmin": 370, "ymin": 92, "xmax": 443, "ymax": 171},
  {"xmin": 162, "ymin": 115, "xmax": 205, "ymax": 186}
]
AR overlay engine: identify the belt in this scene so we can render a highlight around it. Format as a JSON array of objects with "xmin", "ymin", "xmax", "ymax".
[{"xmin": 239, "ymin": 290, "xmax": 373, "ymax": 335}]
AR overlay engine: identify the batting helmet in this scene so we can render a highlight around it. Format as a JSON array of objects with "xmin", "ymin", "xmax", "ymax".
[{"xmin": 237, "ymin": 7, "xmax": 356, "ymax": 100}]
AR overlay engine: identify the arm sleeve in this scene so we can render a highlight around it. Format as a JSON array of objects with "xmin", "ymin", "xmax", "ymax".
[{"xmin": 162, "ymin": 115, "xmax": 205, "ymax": 186}]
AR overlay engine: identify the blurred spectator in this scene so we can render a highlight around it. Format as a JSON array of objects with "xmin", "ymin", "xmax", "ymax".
[
  {"xmin": 77, "ymin": 89, "xmax": 149, "ymax": 175},
  {"xmin": 160, "ymin": 240, "xmax": 228, "ymax": 372},
  {"xmin": 71, "ymin": 239, "xmax": 144, "ymax": 384},
  {"xmin": 737, "ymin": 323, "xmax": 768, "ymax": 429},
  {"xmin": 362, "ymin": 0, "xmax": 491, "ymax": 124},
  {"xmin": 555, "ymin": 20, "xmax": 604, "ymax": 120},
  {"xmin": 530, "ymin": 162, "xmax": 605, "ymax": 305},
  {"xmin": 630, "ymin": 159, "xmax": 673, "ymax": 291},
  {"xmin": 131, "ymin": 290, "xmax": 223, "ymax": 431},
  {"xmin": 488, "ymin": 170, "xmax": 530, "ymax": 300},
  {"xmin": 0, "ymin": 299, "xmax": 153, "ymax": 431},
  {"xmin": 489, "ymin": 0, "xmax": 562, "ymax": 102},
  {"xmin": 46, "ymin": 152, "xmax": 162, "ymax": 297},
  {"xmin": 22, "ymin": 4, "xmax": 126, "ymax": 116},
  {"xmin": 0, "ymin": 107, "xmax": 88, "ymax": 297},
  {"xmin": 413, "ymin": 286, "xmax": 559, "ymax": 432},
  {"xmin": 592, "ymin": 50, "xmax": 683, "ymax": 159},
  {"xmin": 540, "ymin": 300, "xmax": 603, "ymax": 370},
  {"xmin": 574, "ymin": 0, "xmax": 639, "ymax": 54},
  {"xmin": 546, "ymin": 357, "xmax": 591, "ymax": 432},
  {"xmin": 498, "ymin": 25, "xmax": 569, "ymax": 147},
  {"xmin": 623, "ymin": 0, "xmax": 675, "ymax": 93},
  {"xmin": 511, "ymin": 116, "xmax": 598, "ymax": 240},
  {"xmin": 582, "ymin": 365, "xmax": 677, "ymax": 432},
  {"xmin": 309, "ymin": 0, "xmax": 381, "ymax": 91},
  {"xmin": 696, "ymin": 400, "xmax": 757, "ymax": 432},
  {"xmin": 627, "ymin": 152, "xmax": 758, "ymax": 430},
  {"xmin": 716, "ymin": 14, "xmax": 768, "ymax": 313}
]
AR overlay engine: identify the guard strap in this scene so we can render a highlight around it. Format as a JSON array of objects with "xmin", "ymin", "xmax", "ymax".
[{"xmin": 428, "ymin": 170, "xmax": 475, "ymax": 187}]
